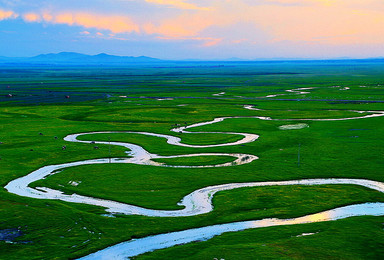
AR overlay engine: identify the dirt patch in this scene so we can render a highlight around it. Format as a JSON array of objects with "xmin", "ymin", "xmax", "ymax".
[{"xmin": 279, "ymin": 123, "xmax": 309, "ymax": 130}]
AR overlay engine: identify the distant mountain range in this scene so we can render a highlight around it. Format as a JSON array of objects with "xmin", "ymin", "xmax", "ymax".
[
  {"xmin": 1, "ymin": 52, "xmax": 384, "ymax": 65},
  {"xmin": 0, "ymin": 52, "xmax": 161, "ymax": 65}
]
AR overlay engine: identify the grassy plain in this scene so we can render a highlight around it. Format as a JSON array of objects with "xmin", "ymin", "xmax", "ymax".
[{"xmin": 0, "ymin": 61, "xmax": 384, "ymax": 259}]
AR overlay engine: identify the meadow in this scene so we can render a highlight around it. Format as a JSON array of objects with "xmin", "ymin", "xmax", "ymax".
[{"xmin": 0, "ymin": 61, "xmax": 384, "ymax": 259}]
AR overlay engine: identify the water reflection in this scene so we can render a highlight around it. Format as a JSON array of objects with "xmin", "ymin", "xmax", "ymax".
[{"xmin": 79, "ymin": 203, "xmax": 384, "ymax": 260}]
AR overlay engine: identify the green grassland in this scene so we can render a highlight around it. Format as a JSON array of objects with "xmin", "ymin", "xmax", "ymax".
[{"xmin": 0, "ymin": 61, "xmax": 384, "ymax": 259}]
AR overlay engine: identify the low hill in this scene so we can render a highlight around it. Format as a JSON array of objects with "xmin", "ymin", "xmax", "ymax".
[{"xmin": 0, "ymin": 52, "xmax": 161, "ymax": 65}]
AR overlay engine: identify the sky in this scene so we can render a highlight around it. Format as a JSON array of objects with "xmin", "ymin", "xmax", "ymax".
[{"xmin": 1, "ymin": 0, "xmax": 384, "ymax": 60}]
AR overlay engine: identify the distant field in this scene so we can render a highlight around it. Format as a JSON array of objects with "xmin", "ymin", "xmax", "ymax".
[{"xmin": 1, "ymin": 61, "xmax": 383, "ymax": 259}]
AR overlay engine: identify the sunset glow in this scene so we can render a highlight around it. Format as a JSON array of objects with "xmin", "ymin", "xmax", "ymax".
[{"xmin": 1, "ymin": 0, "xmax": 384, "ymax": 59}]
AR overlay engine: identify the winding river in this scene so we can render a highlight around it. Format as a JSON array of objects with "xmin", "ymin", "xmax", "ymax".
[{"xmin": 4, "ymin": 108, "xmax": 384, "ymax": 259}]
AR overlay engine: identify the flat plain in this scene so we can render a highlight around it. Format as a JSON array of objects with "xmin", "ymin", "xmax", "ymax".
[{"xmin": 1, "ymin": 61, "xmax": 384, "ymax": 259}]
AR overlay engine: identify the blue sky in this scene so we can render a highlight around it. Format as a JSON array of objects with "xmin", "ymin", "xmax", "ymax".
[{"xmin": 1, "ymin": 0, "xmax": 384, "ymax": 59}]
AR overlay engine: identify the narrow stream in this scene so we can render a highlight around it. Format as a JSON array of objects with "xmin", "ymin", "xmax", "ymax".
[{"xmin": 79, "ymin": 202, "xmax": 384, "ymax": 260}]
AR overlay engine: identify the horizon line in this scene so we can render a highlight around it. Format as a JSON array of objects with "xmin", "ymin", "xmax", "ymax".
[{"xmin": 2, "ymin": 51, "xmax": 384, "ymax": 63}]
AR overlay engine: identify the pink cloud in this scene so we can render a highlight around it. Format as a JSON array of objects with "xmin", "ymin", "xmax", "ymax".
[
  {"xmin": 232, "ymin": 39, "xmax": 248, "ymax": 44},
  {"xmin": 42, "ymin": 13, "xmax": 53, "ymax": 22},
  {"xmin": 21, "ymin": 11, "xmax": 140, "ymax": 34},
  {"xmin": 23, "ymin": 13, "xmax": 41, "ymax": 22},
  {"xmin": 0, "ymin": 9, "xmax": 18, "ymax": 20},
  {"xmin": 202, "ymin": 38, "xmax": 222, "ymax": 47}
]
